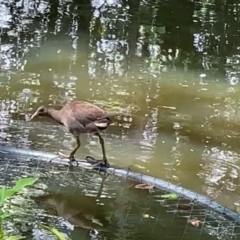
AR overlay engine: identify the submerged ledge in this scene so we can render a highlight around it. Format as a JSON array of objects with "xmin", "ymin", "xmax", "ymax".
[{"xmin": 0, "ymin": 145, "xmax": 239, "ymax": 225}]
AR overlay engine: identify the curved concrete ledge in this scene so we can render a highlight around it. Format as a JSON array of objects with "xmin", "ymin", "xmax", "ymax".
[{"xmin": 0, "ymin": 145, "xmax": 239, "ymax": 225}]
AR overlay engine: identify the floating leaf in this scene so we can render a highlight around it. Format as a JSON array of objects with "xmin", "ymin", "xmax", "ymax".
[
  {"xmin": 48, "ymin": 228, "xmax": 67, "ymax": 240},
  {"xmin": 188, "ymin": 218, "xmax": 201, "ymax": 227},
  {"xmin": 160, "ymin": 193, "xmax": 178, "ymax": 200},
  {"xmin": 134, "ymin": 183, "xmax": 155, "ymax": 190},
  {"xmin": 14, "ymin": 177, "xmax": 39, "ymax": 190},
  {"xmin": 40, "ymin": 224, "xmax": 67, "ymax": 240},
  {"xmin": 4, "ymin": 177, "xmax": 38, "ymax": 198}
]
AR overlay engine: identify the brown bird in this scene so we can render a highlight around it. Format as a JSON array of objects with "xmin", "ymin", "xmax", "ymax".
[
  {"xmin": 34, "ymin": 192, "xmax": 111, "ymax": 230},
  {"xmin": 30, "ymin": 101, "xmax": 115, "ymax": 167}
]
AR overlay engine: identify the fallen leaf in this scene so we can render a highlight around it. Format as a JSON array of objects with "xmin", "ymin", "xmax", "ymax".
[
  {"xmin": 188, "ymin": 218, "xmax": 201, "ymax": 227},
  {"xmin": 160, "ymin": 193, "xmax": 178, "ymax": 200},
  {"xmin": 134, "ymin": 183, "xmax": 155, "ymax": 190}
]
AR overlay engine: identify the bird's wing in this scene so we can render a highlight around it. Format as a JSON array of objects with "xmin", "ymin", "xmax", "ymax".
[
  {"xmin": 61, "ymin": 101, "xmax": 106, "ymax": 126},
  {"xmin": 63, "ymin": 116, "xmax": 86, "ymax": 135}
]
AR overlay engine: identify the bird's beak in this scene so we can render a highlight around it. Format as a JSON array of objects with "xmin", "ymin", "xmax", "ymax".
[{"xmin": 30, "ymin": 111, "xmax": 38, "ymax": 120}]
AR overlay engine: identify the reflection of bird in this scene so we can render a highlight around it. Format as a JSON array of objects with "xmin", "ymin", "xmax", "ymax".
[
  {"xmin": 34, "ymin": 192, "xmax": 111, "ymax": 230},
  {"xmin": 30, "ymin": 101, "xmax": 116, "ymax": 167}
]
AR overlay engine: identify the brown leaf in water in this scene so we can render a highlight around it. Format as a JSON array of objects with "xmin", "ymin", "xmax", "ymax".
[
  {"xmin": 188, "ymin": 218, "xmax": 201, "ymax": 227},
  {"xmin": 134, "ymin": 183, "xmax": 155, "ymax": 190}
]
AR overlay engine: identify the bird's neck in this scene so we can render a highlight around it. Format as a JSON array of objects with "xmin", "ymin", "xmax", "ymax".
[{"xmin": 46, "ymin": 108, "xmax": 63, "ymax": 124}]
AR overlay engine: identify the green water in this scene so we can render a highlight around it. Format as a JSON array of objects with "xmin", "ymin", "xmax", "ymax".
[
  {"xmin": 0, "ymin": 153, "xmax": 231, "ymax": 240},
  {"xmin": 0, "ymin": 0, "xmax": 240, "ymax": 239}
]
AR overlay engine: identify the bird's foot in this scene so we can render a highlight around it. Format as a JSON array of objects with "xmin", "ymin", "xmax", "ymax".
[
  {"xmin": 85, "ymin": 156, "xmax": 110, "ymax": 169},
  {"xmin": 92, "ymin": 161, "xmax": 110, "ymax": 170},
  {"xmin": 85, "ymin": 155, "xmax": 98, "ymax": 163},
  {"xmin": 57, "ymin": 152, "xmax": 78, "ymax": 166},
  {"xmin": 58, "ymin": 151, "xmax": 71, "ymax": 159},
  {"xmin": 126, "ymin": 166, "xmax": 132, "ymax": 172}
]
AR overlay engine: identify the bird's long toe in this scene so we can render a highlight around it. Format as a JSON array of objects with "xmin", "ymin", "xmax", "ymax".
[
  {"xmin": 85, "ymin": 155, "xmax": 102, "ymax": 165},
  {"xmin": 92, "ymin": 161, "xmax": 110, "ymax": 170},
  {"xmin": 58, "ymin": 152, "xmax": 78, "ymax": 166},
  {"xmin": 58, "ymin": 151, "xmax": 70, "ymax": 159},
  {"xmin": 85, "ymin": 156, "xmax": 110, "ymax": 169},
  {"xmin": 85, "ymin": 155, "xmax": 97, "ymax": 161}
]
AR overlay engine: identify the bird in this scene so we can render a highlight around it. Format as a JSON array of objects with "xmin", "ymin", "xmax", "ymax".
[
  {"xmin": 34, "ymin": 192, "xmax": 111, "ymax": 230},
  {"xmin": 30, "ymin": 101, "xmax": 116, "ymax": 168},
  {"xmin": 33, "ymin": 175, "xmax": 111, "ymax": 230}
]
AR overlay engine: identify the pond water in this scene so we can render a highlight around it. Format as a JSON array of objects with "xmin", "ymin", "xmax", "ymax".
[
  {"xmin": 0, "ymin": 0, "xmax": 240, "ymax": 239},
  {"xmin": 0, "ymin": 153, "xmax": 238, "ymax": 240}
]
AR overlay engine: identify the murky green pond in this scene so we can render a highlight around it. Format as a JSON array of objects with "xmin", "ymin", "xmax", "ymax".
[
  {"xmin": 0, "ymin": 0, "xmax": 240, "ymax": 239},
  {"xmin": 1, "ymin": 153, "xmax": 239, "ymax": 240}
]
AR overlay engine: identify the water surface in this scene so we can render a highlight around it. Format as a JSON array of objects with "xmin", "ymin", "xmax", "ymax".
[{"xmin": 0, "ymin": 0, "xmax": 240, "ymax": 238}]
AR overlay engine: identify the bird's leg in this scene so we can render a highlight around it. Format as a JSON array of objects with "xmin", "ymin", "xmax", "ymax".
[
  {"xmin": 58, "ymin": 136, "xmax": 81, "ymax": 163},
  {"xmin": 69, "ymin": 136, "xmax": 81, "ymax": 161},
  {"xmin": 96, "ymin": 173, "xmax": 109, "ymax": 198},
  {"xmin": 98, "ymin": 133, "xmax": 108, "ymax": 162},
  {"xmin": 86, "ymin": 133, "xmax": 110, "ymax": 168}
]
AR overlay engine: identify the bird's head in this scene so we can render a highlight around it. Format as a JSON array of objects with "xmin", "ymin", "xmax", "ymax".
[{"xmin": 30, "ymin": 106, "xmax": 48, "ymax": 120}]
